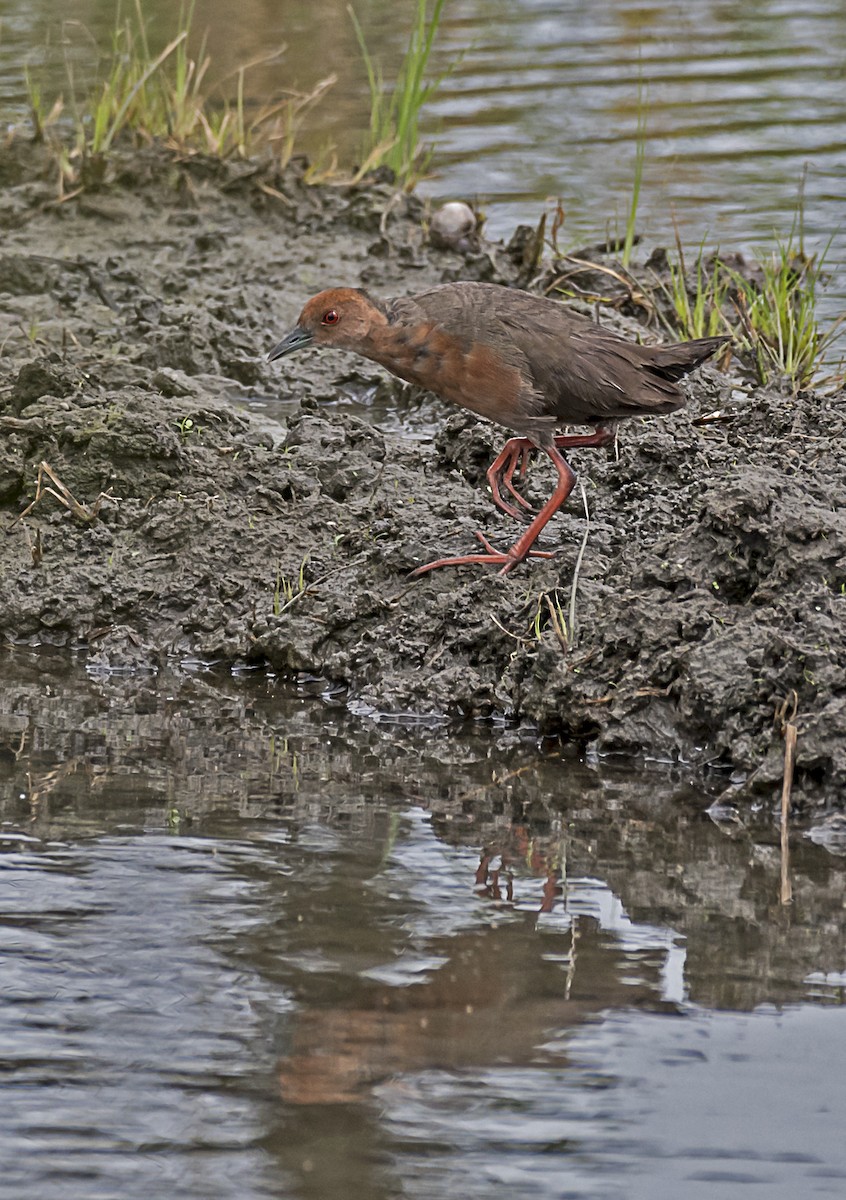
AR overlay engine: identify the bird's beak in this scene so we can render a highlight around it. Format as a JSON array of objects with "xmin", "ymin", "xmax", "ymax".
[{"xmin": 267, "ymin": 326, "xmax": 313, "ymax": 361}]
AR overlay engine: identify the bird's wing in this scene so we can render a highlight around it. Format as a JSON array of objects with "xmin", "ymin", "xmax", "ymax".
[
  {"xmin": 482, "ymin": 292, "xmax": 684, "ymax": 424},
  {"xmin": 389, "ymin": 285, "xmax": 685, "ymax": 429}
]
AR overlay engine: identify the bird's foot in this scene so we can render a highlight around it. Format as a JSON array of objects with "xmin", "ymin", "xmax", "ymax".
[
  {"xmin": 489, "ymin": 491, "xmax": 534, "ymax": 522},
  {"xmin": 488, "ymin": 441, "xmax": 536, "ymax": 520},
  {"xmin": 489, "ymin": 431, "xmax": 615, "ymax": 520},
  {"xmin": 492, "ymin": 477, "xmax": 536, "ymax": 521},
  {"xmin": 410, "ymin": 530, "xmax": 555, "ymax": 578}
]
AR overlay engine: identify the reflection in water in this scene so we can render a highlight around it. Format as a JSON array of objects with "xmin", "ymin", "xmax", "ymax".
[
  {"xmin": 278, "ymin": 921, "xmax": 679, "ymax": 1112},
  {"xmin": 1, "ymin": 656, "xmax": 845, "ymax": 1198}
]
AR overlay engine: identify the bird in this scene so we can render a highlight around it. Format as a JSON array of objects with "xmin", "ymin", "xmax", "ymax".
[{"xmin": 267, "ymin": 281, "xmax": 728, "ymax": 576}]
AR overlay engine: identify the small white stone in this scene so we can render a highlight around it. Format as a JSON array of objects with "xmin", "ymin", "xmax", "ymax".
[{"xmin": 430, "ymin": 201, "xmax": 476, "ymax": 247}]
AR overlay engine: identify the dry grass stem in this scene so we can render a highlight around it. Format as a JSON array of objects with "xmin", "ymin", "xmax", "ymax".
[
  {"xmin": 544, "ymin": 594, "xmax": 570, "ymax": 652},
  {"xmin": 776, "ymin": 690, "xmax": 798, "ymax": 906},
  {"xmin": 567, "ymin": 479, "xmax": 591, "ymax": 647},
  {"xmin": 10, "ymin": 460, "xmax": 113, "ymax": 527}
]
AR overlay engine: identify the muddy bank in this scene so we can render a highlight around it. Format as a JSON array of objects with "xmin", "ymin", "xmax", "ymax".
[{"xmin": 1, "ymin": 140, "xmax": 844, "ymax": 807}]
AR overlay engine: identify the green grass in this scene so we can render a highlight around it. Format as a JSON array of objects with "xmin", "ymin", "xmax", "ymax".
[
  {"xmin": 654, "ymin": 228, "xmax": 733, "ymax": 341},
  {"xmin": 655, "ymin": 230, "xmax": 841, "ymax": 390},
  {"xmin": 273, "ymin": 555, "xmax": 310, "ymax": 615},
  {"xmin": 21, "ymin": 0, "xmax": 334, "ymax": 188},
  {"xmin": 728, "ymin": 227, "xmax": 843, "ymax": 391},
  {"xmin": 646, "ymin": 186, "xmax": 841, "ymax": 390},
  {"xmin": 524, "ymin": 481, "xmax": 592, "ymax": 652},
  {"xmin": 612, "ymin": 85, "xmax": 838, "ymax": 390},
  {"xmin": 530, "ymin": 588, "xmax": 571, "ymax": 650},
  {"xmin": 348, "ymin": 0, "xmax": 451, "ymax": 185}
]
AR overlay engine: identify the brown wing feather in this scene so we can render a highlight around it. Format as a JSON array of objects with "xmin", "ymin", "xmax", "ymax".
[{"xmin": 386, "ymin": 283, "xmax": 726, "ymax": 435}]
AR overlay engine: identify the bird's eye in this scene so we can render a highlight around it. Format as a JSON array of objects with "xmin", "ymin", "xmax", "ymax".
[{"xmin": 322, "ymin": 310, "xmax": 339, "ymax": 325}]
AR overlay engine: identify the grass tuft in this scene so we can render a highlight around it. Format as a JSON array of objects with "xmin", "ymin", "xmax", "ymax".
[
  {"xmin": 649, "ymin": 187, "xmax": 841, "ymax": 390},
  {"xmin": 728, "ymin": 227, "xmax": 843, "ymax": 391},
  {"xmin": 348, "ymin": 0, "xmax": 451, "ymax": 186},
  {"xmin": 273, "ymin": 555, "xmax": 310, "ymax": 615},
  {"xmin": 654, "ymin": 226, "xmax": 733, "ymax": 341},
  {"xmin": 20, "ymin": 1, "xmax": 335, "ymax": 190}
]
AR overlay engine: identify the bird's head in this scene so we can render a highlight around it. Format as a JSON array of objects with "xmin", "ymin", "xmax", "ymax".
[{"xmin": 267, "ymin": 288, "xmax": 387, "ymax": 361}]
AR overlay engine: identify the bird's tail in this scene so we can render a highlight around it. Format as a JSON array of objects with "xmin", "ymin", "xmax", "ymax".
[{"xmin": 650, "ymin": 335, "xmax": 730, "ymax": 382}]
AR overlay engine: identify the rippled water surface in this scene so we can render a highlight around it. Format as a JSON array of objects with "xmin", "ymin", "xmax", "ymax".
[
  {"xmin": 2, "ymin": 657, "xmax": 845, "ymax": 1199},
  {"xmin": 2, "ymin": 0, "xmax": 845, "ymax": 327}
]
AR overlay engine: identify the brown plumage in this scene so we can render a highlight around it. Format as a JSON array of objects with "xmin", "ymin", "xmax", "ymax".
[{"xmin": 268, "ymin": 281, "xmax": 728, "ymax": 576}]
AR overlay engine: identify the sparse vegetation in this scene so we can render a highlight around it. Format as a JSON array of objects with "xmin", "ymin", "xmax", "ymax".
[
  {"xmin": 273, "ymin": 555, "xmax": 310, "ymax": 615},
  {"xmin": 530, "ymin": 587, "xmax": 571, "ymax": 651},
  {"xmin": 728, "ymin": 228, "xmax": 843, "ymax": 391},
  {"xmin": 646, "ymin": 200, "xmax": 840, "ymax": 391},
  {"xmin": 19, "ymin": 0, "xmax": 334, "ymax": 191},
  {"xmin": 16, "ymin": 0, "xmax": 452, "ymax": 192},
  {"xmin": 654, "ymin": 229, "xmax": 733, "ymax": 342},
  {"xmin": 610, "ymin": 91, "xmax": 840, "ymax": 390},
  {"xmin": 349, "ymin": 0, "xmax": 451, "ymax": 185}
]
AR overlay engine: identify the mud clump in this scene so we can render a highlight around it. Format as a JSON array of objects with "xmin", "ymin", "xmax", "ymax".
[{"xmin": 1, "ymin": 139, "xmax": 843, "ymax": 809}]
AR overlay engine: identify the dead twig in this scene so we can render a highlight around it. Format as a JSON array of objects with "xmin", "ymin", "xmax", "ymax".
[
  {"xmin": 692, "ymin": 409, "xmax": 739, "ymax": 426},
  {"xmin": 544, "ymin": 256, "xmax": 655, "ymax": 319},
  {"xmin": 256, "ymin": 181, "xmax": 295, "ymax": 208},
  {"xmin": 9, "ymin": 460, "xmax": 113, "ymax": 529},
  {"xmin": 544, "ymin": 594, "xmax": 569, "ymax": 652},
  {"xmin": 775, "ymin": 690, "xmax": 799, "ymax": 905},
  {"xmin": 567, "ymin": 479, "xmax": 591, "ymax": 647},
  {"xmin": 272, "ymin": 551, "xmax": 371, "ymax": 617},
  {"xmin": 491, "ymin": 613, "xmax": 534, "ymax": 644},
  {"xmin": 584, "ymin": 682, "xmax": 671, "ymax": 706},
  {"xmin": 632, "ymin": 685, "xmax": 672, "ymax": 699},
  {"xmin": 21, "ymin": 523, "xmax": 43, "ymax": 565},
  {"xmin": 378, "ymin": 189, "xmax": 406, "ymax": 237}
]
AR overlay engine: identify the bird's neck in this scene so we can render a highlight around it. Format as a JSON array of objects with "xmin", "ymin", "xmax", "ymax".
[{"xmin": 358, "ymin": 321, "xmax": 430, "ymax": 383}]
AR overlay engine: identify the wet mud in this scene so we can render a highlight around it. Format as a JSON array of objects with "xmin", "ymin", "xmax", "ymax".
[{"xmin": 1, "ymin": 140, "xmax": 844, "ymax": 807}]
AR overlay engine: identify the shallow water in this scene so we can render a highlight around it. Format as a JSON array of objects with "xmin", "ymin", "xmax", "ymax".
[
  {"xmin": 2, "ymin": 4, "xmax": 846, "ymax": 1194},
  {"xmin": 2, "ymin": 0, "xmax": 845, "ymax": 334},
  {"xmin": 2, "ymin": 655, "xmax": 845, "ymax": 1199}
]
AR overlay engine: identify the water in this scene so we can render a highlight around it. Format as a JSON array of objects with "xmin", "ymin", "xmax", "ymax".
[
  {"xmin": 2, "ymin": 3, "xmax": 846, "ymax": 1193},
  {"xmin": 2, "ymin": 0, "xmax": 845, "ymax": 333},
  {"xmin": 1, "ymin": 656, "xmax": 845, "ymax": 1198}
]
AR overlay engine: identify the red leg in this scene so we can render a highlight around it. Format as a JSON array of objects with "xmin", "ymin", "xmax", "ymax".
[
  {"xmin": 488, "ymin": 427, "xmax": 616, "ymax": 520},
  {"xmin": 411, "ymin": 445, "xmax": 577, "ymax": 577},
  {"xmin": 500, "ymin": 442, "xmax": 534, "ymax": 512},
  {"xmin": 473, "ymin": 530, "xmax": 554, "ymax": 559},
  {"xmin": 553, "ymin": 427, "xmax": 615, "ymax": 451},
  {"xmin": 486, "ymin": 438, "xmax": 535, "ymax": 520}
]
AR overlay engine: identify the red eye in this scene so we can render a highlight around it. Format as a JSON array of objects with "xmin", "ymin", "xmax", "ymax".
[{"xmin": 322, "ymin": 309, "xmax": 339, "ymax": 325}]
